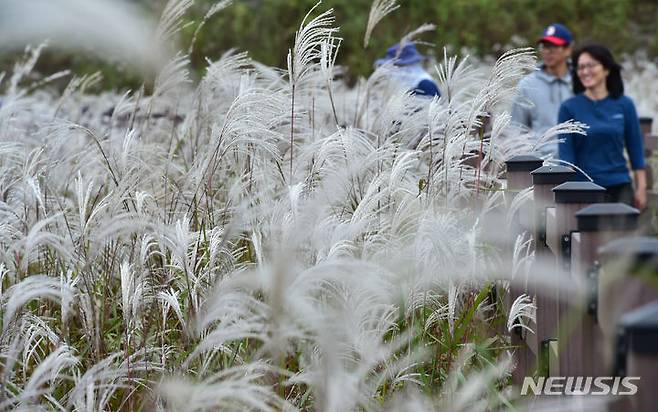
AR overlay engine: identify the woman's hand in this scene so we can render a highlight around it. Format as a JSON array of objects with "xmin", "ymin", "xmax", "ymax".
[
  {"xmin": 634, "ymin": 169, "xmax": 648, "ymax": 211},
  {"xmin": 634, "ymin": 186, "xmax": 647, "ymax": 210}
]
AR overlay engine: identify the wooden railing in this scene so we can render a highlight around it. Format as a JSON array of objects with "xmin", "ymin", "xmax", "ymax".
[{"xmin": 503, "ymin": 151, "xmax": 658, "ymax": 411}]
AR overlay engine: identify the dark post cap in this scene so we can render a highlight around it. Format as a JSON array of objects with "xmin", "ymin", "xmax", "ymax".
[
  {"xmin": 505, "ymin": 155, "xmax": 544, "ymax": 172},
  {"xmin": 598, "ymin": 236, "xmax": 658, "ymax": 274},
  {"xmin": 552, "ymin": 181, "xmax": 606, "ymax": 204},
  {"xmin": 575, "ymin": 203, "xmax": 639, "ymax": 232},
  {"xmin": 619, "ymin": 301, "xmax": 658, "ymax": 355},
  {"xmin": 531, "ymin": 165, "xmax": 577, "ymax": 185}
]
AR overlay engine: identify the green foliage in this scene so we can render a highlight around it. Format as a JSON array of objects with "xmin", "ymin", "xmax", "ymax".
[
  {"xmin": 1, "ymin": 0, "xmax": 656, "ymax": 89},
  {"xmin": 193, "ymin": 0, "xmax": 651, "ymax": 83}
]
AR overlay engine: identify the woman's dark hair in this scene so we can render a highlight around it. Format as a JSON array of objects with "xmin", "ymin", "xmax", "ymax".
[{"xmin": 571, "ymin": 43, "xmax": 624, "ymax": 98}]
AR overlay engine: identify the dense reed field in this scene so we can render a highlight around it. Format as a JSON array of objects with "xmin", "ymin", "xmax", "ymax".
[{"xmin": 0, "ymin": 1, "xmax": 656, "ymax": 410}]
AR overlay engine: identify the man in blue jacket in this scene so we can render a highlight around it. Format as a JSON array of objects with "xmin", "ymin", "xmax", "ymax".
[{"xmin": 511, "ymin": 23, "xmax": 574, "ymax": 156}]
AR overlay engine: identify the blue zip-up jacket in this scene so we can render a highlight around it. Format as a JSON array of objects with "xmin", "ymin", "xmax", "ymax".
[{"xmin": 558, "ymin": 93, "xmax": 645, "ymax": 187}]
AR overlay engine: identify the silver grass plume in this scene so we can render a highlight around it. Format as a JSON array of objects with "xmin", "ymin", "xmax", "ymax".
[
  {"xmin": 8, "ymin": 345, "xmax": 77, "ymax": 410},
  {"xmin": 399, "ymin": 23, "xmax": 437, "ymax": 49},
  {"xmin": 68, "ymin": 349, "xmax": 164, "ymax": 411},
  {"xmin": 155, "ymin": 0, "xmax": 195, "ymax": 44},
  {"xmin": 507, "ymin": 293, "xmax": 536, "ymax": 334},
  {"xmin": 472, "ymin": 47, "xmax": 536, "ymax": 122},
  {"xmin": 542, "ymin": 120, "xmax": 592, "ymax": 181},
  {"xmin": 9, "ymin": 214, "xmax": 72, "ymax": 275},
  {"xmin": 511, "ymin": 231, "xmax": 534, "ymax": 284},
  {"xmin": 184, "ymin": 50, "xmax": 252, "ymax": 160},
  {"xmin": 363, "ymin": 0, "xmax": 399, "ymax": 48},
  {"xmin": 54, "ymin": 72, "xmax": 103, "ymax": 117},
  {"xmin": 287, "ymin": 3, "xmax": 339, "ymax": 92},
  {"xmin": 8, "ymin": 44, "xmax": 50, "ymax": 98},
  {"xmin": 188, "ymin": 0, "xmax": 234, "ymax": 54},
  {"xmin": 533, "ymin": 119, "xmax": 588, "ymax": 156},
  {"xmin": 440, "ymin": 346, "xmax": 514, "ymax": 411},
  {"xmin": 159, "ymin": 362, "xmax": 289, "ymax": 412},
  {"xmin": 2, "ymin": 275, "xmax": 74, "ymax": 333},
  {"xmin": 153, "ymin": 53, "xmax": 192, "ymax": 100},
  {"xmin": 287, "ymin": 2, "xmax": 339, "ymax": 180}
]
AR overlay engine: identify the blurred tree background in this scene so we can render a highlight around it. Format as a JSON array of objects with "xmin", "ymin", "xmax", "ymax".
[{"xmin": 2, "ymin": 0, "xmax": 657, "ymax": 90}]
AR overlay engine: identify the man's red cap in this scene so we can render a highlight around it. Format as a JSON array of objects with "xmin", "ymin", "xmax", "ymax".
[{"xmin": 538, "ymin": 24, "xmax": 573, "ymax": 46}]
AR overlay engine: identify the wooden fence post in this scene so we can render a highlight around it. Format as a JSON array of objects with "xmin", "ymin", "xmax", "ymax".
[
  {"xmin": 569, "ymin": 203, "xmax": 640, "ymax": 377},
  {"xmin": 596, "ymin": 237, "xmax": 658, "ymax": 368},
  {"xmin": 640, "ymin": 117, "xmax": 658, "ymax": 207},
  {"xmin": 505, "ymin": 155, "xmax": 544, "ymax": 204},
  {"xmin": 503, "ymin": 155, "xmax": 544, "ymax": 385},
  {"xmin": 616, "ymin": 301, "xmax": 658, "ymax": 412},
  {"xmin": 545, "ymin": 182, "xmax": 607, "ymax": 377},
  {"xmin": 598, "ymin": 235, "xmax": 658, "ymax": 411},
  {"xmin": 529, "ymin": 165, "xmax": 578, "ymax": 376}
]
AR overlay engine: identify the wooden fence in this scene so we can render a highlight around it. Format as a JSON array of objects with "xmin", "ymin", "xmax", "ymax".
[{"xmin": 502, "ymin": 120, "xmax": 658, "ymax": 411}]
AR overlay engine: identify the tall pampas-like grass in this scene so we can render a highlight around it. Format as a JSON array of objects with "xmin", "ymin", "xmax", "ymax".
[{"xmin": 2, "ymin": 1, "xmax": 652, "ymax": 410}]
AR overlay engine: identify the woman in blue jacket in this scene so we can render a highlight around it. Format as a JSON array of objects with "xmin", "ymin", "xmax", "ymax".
[{"xmin": 558, "ymin": 44, "xmax": 647, "ymax": 209}]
